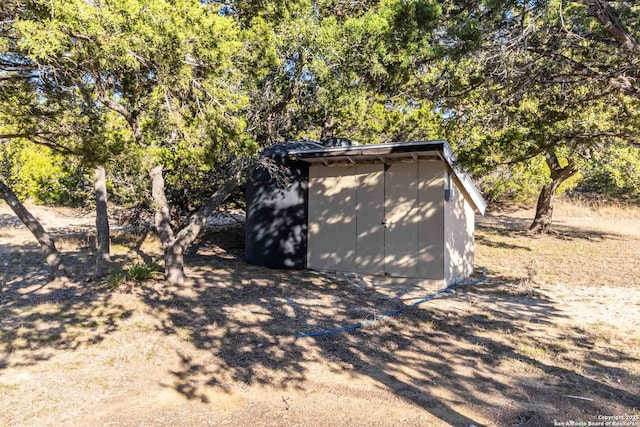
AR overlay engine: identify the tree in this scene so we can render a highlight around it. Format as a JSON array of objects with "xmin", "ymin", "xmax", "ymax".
[
  {"xmin": 0, "ymin": 177, "xmax": 67, "ymax": 278},
  {"xmin": 573, "ymin": 0, "xmax": 640, "ymax": 94},
  {"xmin": 233, "ymin": 0, "xmax": 449, "ymax": 145},
  {"xmin": 6, "ymin": 0, "xmax": 637, "ymax": 282},
  {"xmin": 577, "ymin": 141, "xmax": 640, "ymax": 201},
  {"xmin": 1, "ymin": 0, "xmax": 104, "ymax": 278},
  {"xmin": 2, "ymin": 0, "xmax": 253, "ymax": 283},
  {"xmin": 150, "ymin": 160, "xmax": 245, "ymax": 285},
  {"xmin": 443, "ymin": 0, "xmax": 640, "ymax": 233},
  {"xmin": 17, "ymin": 0, "xmax": 254, "ymax": 283}
]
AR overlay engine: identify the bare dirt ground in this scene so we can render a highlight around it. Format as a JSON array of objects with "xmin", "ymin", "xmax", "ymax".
[{"xmin": 1, "ymin": 200, "xmax": 639, "ymax": 427}]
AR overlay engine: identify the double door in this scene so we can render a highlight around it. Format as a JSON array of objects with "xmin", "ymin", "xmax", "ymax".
[{"xmin": 308, "ymin": 161, "xmax": 443, "ymax": 277}]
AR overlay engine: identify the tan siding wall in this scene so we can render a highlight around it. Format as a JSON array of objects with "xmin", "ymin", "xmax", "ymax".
[
  {"xmin": 445, "ymin": 174, "xmax": 475, "ymax": 284},
  {"xmin": 417, "ymin": 161, "xmax": 445, "ymax": 280}
]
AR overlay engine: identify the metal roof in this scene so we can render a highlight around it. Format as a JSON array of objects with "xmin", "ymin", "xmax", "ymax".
[{"xmin": 288, "ymin": 140, "xmax": 487, "ymax": 215}]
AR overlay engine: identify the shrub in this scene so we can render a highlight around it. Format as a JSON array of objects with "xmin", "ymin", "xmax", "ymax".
[
  {"xmin": 103, "ymin": 262, "xmax": 162, "ymax": 290},
  {"xmin": 126, "ymin": 262, "xmax": 162, "ymax": 281}
]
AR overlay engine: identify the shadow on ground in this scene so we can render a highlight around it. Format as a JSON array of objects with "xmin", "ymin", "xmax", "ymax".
[
  {"xmin": 0, "ymin": 244, "xmax": 133, "ymax": 369},
  {"xmin": 476, "ymin": 213, "xmax": 627, "ymax": 242},
  {"xmin": 0, "ymin": 233, "xmax": 153, "ymax": 370},
  {"xmin": 135, "ymin": 233, "xmax": 639, "ymax": 426},
  {"xmin": 2, "ymin": 226, "xmax": 638, "ymax": 426}
]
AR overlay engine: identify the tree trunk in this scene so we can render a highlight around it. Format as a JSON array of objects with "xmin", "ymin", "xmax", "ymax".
[
  {"xmin": 0, "ymin": 177, "xmax": 67, "ymax": 279},
  {"xmin": 149, "ymin": 166, "xmax": 179, "ymax": 283},
  {"xmin": 529, "ymin": 181, "xmax": 560, "ymax": 234},
  {"xmin": 150, "ymin": 164, "xmax": 244, "ymax": 285},
  {"xmin": 529, "ymin": 152, "xmax": 578, "ymax": 234},
  {"xmin": 94, "ymin": 165, "xmax": 111, "ymax": 278}
]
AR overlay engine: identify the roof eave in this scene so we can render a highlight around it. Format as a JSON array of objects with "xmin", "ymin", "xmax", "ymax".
[
  {"xmin": 288, "ymin": 140, "xmax": 447, "ymax": 159},
  {"xmin": 287, "ymin": 140, "xmax": 487, "ymax": 216}
]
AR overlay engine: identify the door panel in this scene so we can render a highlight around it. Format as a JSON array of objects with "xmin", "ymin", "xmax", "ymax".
[
  {"xmin": 307, "ymin": 165, "xmax": 357, "ymax": 272},
  {"xmin": 355, "ymin": 164, "xmax": 385, "ymax": 275},
  {"xmin": 384, "ymin": 162, "xmax": 419, "ymax": 277}
]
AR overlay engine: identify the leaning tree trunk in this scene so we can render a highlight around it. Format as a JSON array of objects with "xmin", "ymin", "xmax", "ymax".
[
  {"xmin": 529, "ymin": 152, "xmax": 578, "ymax": 234},
  {"xmin": 94, "ymin": 165, "xmax": 111, "ymax": 278},
  {"xmin": 0, "ymin": 177, "xmax": 67, "ymax": 279},
  {"xmin": 150, "ymin": 164, "xmax": 244, "ymax": 285}
]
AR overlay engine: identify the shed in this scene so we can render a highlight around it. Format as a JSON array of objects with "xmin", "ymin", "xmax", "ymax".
[{"xmin": 245, "ymin": 140, "xmax": 486, "ymax": 285}]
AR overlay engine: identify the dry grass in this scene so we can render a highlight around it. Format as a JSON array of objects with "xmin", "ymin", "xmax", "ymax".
[{"xmin": 0, "ymin": 199, "xmax": 639, "ymax": 426}]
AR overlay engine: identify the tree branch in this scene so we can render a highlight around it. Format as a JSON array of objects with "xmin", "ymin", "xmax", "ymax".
[
  {"xmin": 575, "ymin": 0, "xmax": 640, "ymax": 55},
  {"xmin": 525, "ymin": 46, "xmax": 640, "ymax": 97},
  {"xmin": 172, "ymin": 163, "xmax": 244, "ymax": 250},
  {"xmin": 95, "ymin": 76, "xmax": 144, "ymax": 145},
  {"xmin": 0, "ymin": 132, "xmax": 77, "ymax": 154},
  {"xmin": 0, "ymin": 133, "xmax": 40, "ymax": 140},
  {"xmin": 526, "ymin": 47, "xmax": 601, "ymax": 78}
]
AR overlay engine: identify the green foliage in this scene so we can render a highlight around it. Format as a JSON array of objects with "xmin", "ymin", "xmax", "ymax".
[
  {"xmin": 0, "ymin": 139, "xmax": 92, "ymax": 205},
  {"xmin": 472, "ymin": 155, "xmax": 584, "ymax": 204},
  {"xmin": 2, "ymin": 0, "xmax": 639, "ymax": 216},
  {"xmin": 3, "ymin": 0, "xmax": 254, "ymax": 217},
  {"xmin": 103, "ymin": 262, "xmax": 162, "ymax": 289},
  {"xmin": 444, "ymin": 0, "xmax": 640, "ymax": 211},
  {"xmin": 126, "ymin": 262, "xmax": 162, "ymax": 281},
  {"xmin": 578, "ymin": 143, "xmax": 640, "ymax": 201},
  {"xmin": 105, "ymin": 146, "xmax": 150, "ymax": 208},
  {"xmin": 238, "ymin": 0, "xmax": 447, "ymax": 145},
  {"xmin": 473, "ymin": 157, "xmax": 549, "ymax": 203}
]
